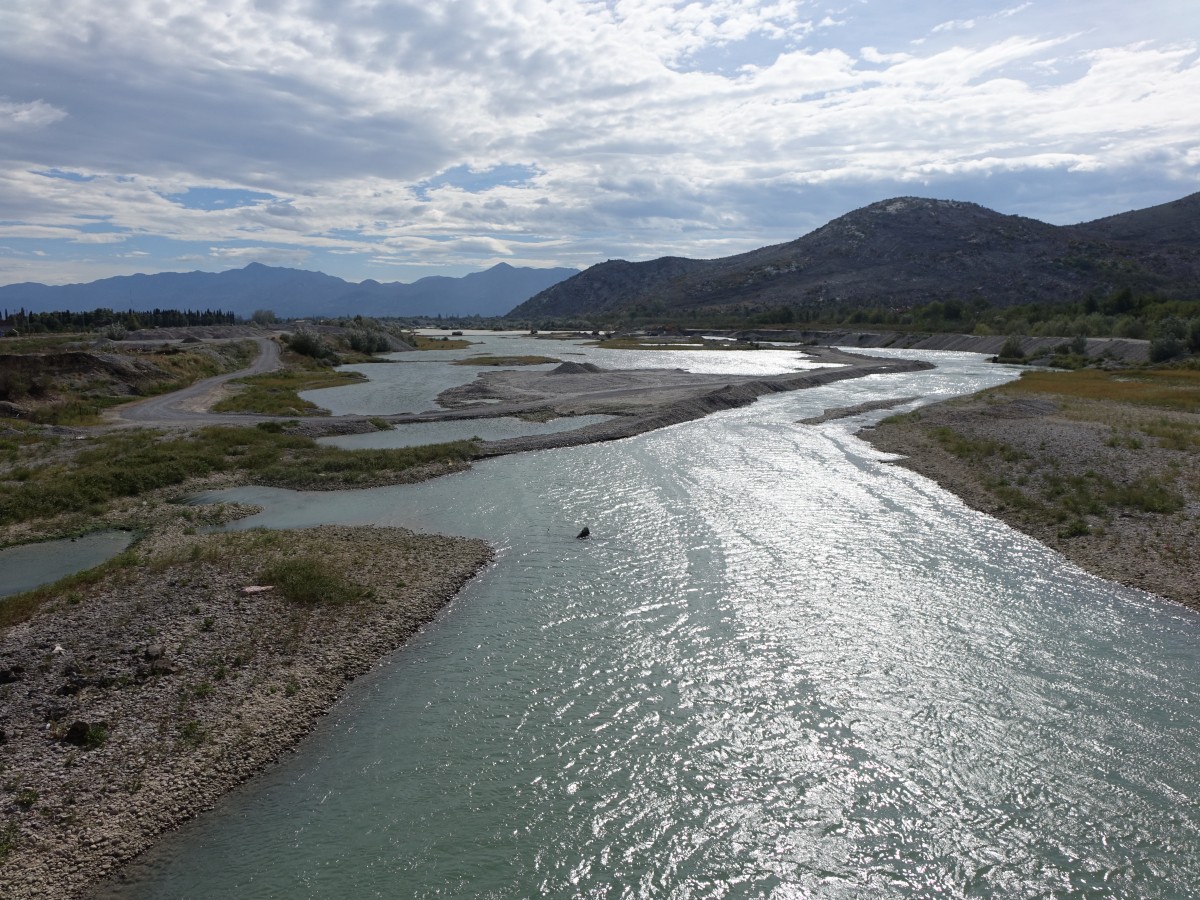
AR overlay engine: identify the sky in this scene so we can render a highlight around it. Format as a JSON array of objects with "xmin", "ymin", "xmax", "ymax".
[{"xmin": 1, "ymin": 0, "xmax": 1198, "ymax": 287}]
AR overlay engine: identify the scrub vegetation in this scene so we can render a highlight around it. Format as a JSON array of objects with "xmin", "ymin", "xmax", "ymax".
[
  {"xmin": 259, "ymin": 555, "xmax": 372, "ymax": 606},
  {"xmin": 212, "ymin": 356, "xmax": 366, "ymax": 416},
  {"xmin": 0, "ymin": 425, "xmax": 480, "ymax": 529},
  {"xmin": 0, "ymin": 340, "xmax": 258, "ymax": 425},
  {"xmin": 400, "ymin": 331, "xmax": 471, "ymax": 349}
]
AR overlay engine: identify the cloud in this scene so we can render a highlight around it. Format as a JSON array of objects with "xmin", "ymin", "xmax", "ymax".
[
  {"xmin": 0, "ymin": 98, "xmax": 66, "ymax": 129},
  {"xmin": 69, "ymin": 232, "xmax": 129, "ymax": 244},
  {"xmin": 207, "ymin": 246, "xmax": 313, "ymax": 267},
  {"xmin": 932, "ymin": 19, "xmax": 976, "ymax": 34},
  {"xmin": 0, "ymin": 0, "xmax": 1198, "ymax": 285}
]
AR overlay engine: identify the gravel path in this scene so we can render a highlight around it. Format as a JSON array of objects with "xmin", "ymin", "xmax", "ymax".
[{"xmin": 113, "ymin": 336, "xmax": 282, "ymax": 427}]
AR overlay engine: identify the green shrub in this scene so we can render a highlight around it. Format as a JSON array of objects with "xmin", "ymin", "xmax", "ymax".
[
  {"xmin": 0, "ymin": 822, "xmax": 19, "ymax": 860},
  {"xmin": 179, "ymin": 720, "xmax": 205, "ymax": 747},
  {"xmin": 1149, "ymin": 335, "xmax": 1184, "ymax": 362},
  {"xmin": 83, "ymin": 723, "xmax": 108, "ymax": 750},
  {"xmin": 346, "ymin": 330, "xmax": 392, "ymax": 354},
  {"xmin": 259, "ymin": 556, "xmax": 369, "ymax": 605},
  {"xmin": 15, "ymin": 788, "xmax": 39, "ymax": 809},
  {"xmin": 286, "ymin": 329, "xmax": 333, "ymax": 359},
  {"xmin": 997, "ymin": 335, "xmax": 1025, "ymax": 360}
]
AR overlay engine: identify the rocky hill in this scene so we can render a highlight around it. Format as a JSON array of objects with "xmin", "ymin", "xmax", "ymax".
[
  {"xmin": 0, "ymin": 262, "xmax": 578, "ymax": 320},
  {"xmin": 509, "ymin": 193, "xmax": 1200, "ymax": 320}
]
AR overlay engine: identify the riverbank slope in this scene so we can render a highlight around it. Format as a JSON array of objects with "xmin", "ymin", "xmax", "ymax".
[
  {"xmin": 861, "ymin": 369, "xmax": 1199, "ymax": 609},
  {"xmin": 0, "ymin": 520, "xmax": 492, "ymax": 898}
]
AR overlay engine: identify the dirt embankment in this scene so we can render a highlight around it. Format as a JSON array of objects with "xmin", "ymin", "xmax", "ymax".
[
  {"xmin": 0, "ymin": 518, "xmax": 492, "ymax": 899},
  {"xmin": 1, "ymin": 341, "xmax": 257, "ymax": 422},
  {"xmin": 861, "ymin": 391, "xmax": 1200, "ymax": 609}
]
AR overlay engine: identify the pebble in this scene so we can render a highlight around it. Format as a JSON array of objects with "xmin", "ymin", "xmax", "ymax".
[{"xmin": 0, "ymin": 522, "xmax": 491, "ymax": 899}]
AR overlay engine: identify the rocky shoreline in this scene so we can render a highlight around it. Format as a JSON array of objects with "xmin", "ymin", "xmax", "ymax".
[
  {"xmin": 0, "ymin": 519, "xmax": 492, "ymax": 898},
  {"xmin": 861, "ymin": 391, "xmax": 1199, "ymax": 610}
]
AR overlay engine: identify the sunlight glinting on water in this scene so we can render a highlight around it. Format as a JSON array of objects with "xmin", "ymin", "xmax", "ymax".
[{"xmin": 109, "ymin": 348, "xmax": 1200, "ymax": 899}]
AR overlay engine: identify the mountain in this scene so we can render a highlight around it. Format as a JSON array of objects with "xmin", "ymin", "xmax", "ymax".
[
  {"xmin": 508, "ymin": 194, "xmax": 1200, "ymax": 320},
  {"xmin": 0, "ymin": 262, "xmax": 578, "ymax": 319}
]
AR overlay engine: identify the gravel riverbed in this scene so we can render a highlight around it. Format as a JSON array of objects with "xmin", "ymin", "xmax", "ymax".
[
  {"xmin": 0, "ymin": 520, "xmax": 491, "ymax": 898},
  {"xmin": 862, "ymin": 392, "xmax": 1199, "ymax": 609}
]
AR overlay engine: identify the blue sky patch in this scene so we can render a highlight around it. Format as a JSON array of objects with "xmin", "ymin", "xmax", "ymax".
[
  {"xmin": 161, "ymin": 187, "xmax": 277, "ymax": 211},
  {"xmin": 33, "ymin": 168, "xmax": 97, "ymax": 182},
  {"xmin": 414, "ymin": 165, "xmax": 540, "ymax": 201}
]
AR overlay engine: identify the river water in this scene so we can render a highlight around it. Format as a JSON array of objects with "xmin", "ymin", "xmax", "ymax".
[
  {"xmin": 109, "ymin": 346, "xmax": 1200, "ymax": 898},
  {"xmin": 0, "ymin": 530, "xmax": 134, "ymax": 599}
]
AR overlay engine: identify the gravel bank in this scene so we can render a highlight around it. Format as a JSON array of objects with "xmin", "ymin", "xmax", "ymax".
[
  {"xmin": 459, "ymin": 353, "xmax": 935, "ymax": 456},
  {"xmin": 861, "ymin": 392, "xmax": 1199, "ymax": 609},
  {"xmin": 283, "ymin": 348, "xmax": 935, "ymax": 454},
  {"xmin": 0, "ymin": 522, "xmax": 492, "ymax": 898}
]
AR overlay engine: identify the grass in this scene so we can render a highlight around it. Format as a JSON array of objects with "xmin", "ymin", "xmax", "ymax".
[
  {"xmin": 253, "ymin": 438, "xmax": 480, "ymax": 486},
  {"xmin": 0, "ymin": 821, "xmax": 19, "ymax": 860},
  {"xmin": 0, "ymin": 426, "xmax": 480, "ymax": 529},
  {"xmin": 212, "ymin": 356, "xmax": 366, "ymax": 416},
  {"xmin": 1141, "ymin": 419, "xmax": 1200, "ymax": 450},
  {"xmin": 23, "ymin": 396, "xmax": 133, "ymax": 426},
  {"xmin": 923, "ymin": 420, "xmax": 1187, "ymax": 535},
  {"xmin": 259, "ymin": 555, "xmax": 371, "ymax": 605},
  {"xmin": 1006, "ymin": 367, "xmax": 1200, "ymax": 412},
  {"xmin": 984, "ymin": 468, "xmax": 1185, "ymax": 532},
  {"xmin": 931, "ymin": 426, "xmax": 1026, "ymax": 462},
  {"xmin": 404, "ymin": 334, "xmax": 470, "ymax": 350},
  {"xmin": 452, "ymin": 355, "xmax": 560, "ymax": 366}
]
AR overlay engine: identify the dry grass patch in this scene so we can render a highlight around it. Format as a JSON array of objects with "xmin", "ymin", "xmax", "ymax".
[{"xmin": 1005, "ymin": 367, "xmax": 1200, "ymax": 412}]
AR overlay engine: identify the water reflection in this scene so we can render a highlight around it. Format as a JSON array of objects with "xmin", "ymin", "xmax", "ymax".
[
  {"xmin": 110, "ymin": 350, "xmax": 1200, "ymax": 898},
  {"xmin": 301, "ymin": 332, "xmax": 838, "ymax": 416}
]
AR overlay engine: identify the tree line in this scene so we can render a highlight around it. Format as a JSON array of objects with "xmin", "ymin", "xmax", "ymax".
[{"xmin": 1, "ymin": 307, "xmax": 236, "ymax": 333}]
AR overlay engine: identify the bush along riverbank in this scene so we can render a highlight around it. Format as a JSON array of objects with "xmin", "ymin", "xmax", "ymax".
[
  {"xmin": 0, "ymin": 520, "xmax": 492, "ymax": 899},
  {"xmin": 862, "ymin": 365, "xmax": 1200, "ymax": 609}
]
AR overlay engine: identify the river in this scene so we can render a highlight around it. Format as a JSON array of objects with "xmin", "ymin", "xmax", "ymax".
[{"xmin": 106, "ymin": 345, "xmax": 1200, "ymax": 898}]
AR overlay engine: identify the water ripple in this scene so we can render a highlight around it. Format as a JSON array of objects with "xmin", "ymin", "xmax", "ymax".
[{"xmin": 110, "ymin": 351, "xmax": 1200, "ymax": 899}]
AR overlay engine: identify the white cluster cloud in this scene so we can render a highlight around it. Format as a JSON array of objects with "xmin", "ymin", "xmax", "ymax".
[
  {"xmin": 0, "ymin": 0, "xmax": 1198, "ymax": 285},
  {"xmin": 0, "ymin": 99, "xmax": 68, "ymax": 130}
]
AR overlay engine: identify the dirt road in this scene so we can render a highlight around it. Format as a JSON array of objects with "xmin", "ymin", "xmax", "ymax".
[{"xmin": 114, "ymin": 337, "xmax": 282, "ymax": 426}]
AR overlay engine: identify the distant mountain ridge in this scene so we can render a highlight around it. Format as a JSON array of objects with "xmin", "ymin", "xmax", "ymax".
[
  {"xmin": 0, "ymin": 262, "xmax": 579, "ymax": 319},
  {"xmin": 509, "ymin": 193, "xmax": 1200, "ymax": 320}
]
